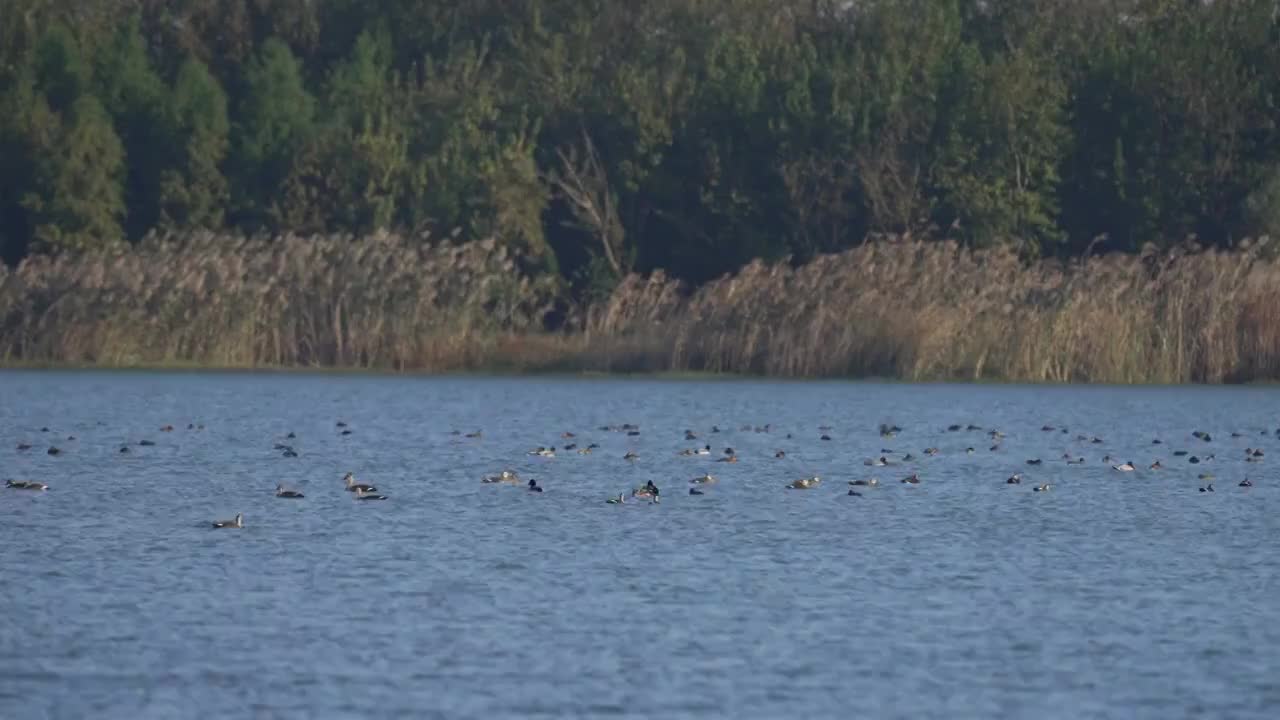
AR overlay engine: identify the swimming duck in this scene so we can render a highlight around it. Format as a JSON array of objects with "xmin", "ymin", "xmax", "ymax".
[
  {"xmin": 775, "ymin": 450, "xmax": 786, "ymax": 459},
  {"xmin": 965, "ymin": 447, "xmax": 975, "ymax": 454},
  {"xmin": 849, "ymin": 478, "xmax": 879, "ymax": 487},
  {"xmin": 902, "ymin": 453, "xmax": 915, "ymax": 462},
  {"xmin": 340, "ymin": 429, "xmax": 353, "ymax": 436},
  {"xmin": 528, "ymin": 446, "xmax": 556, "ymax": 458},
  {"xmin": 282, "ymin": 448, "xmax": 298, "ymax": 458},
  {"xmin": 355, "ymin": 488, "xmax": 388, "ymax": 500},
  {"xmin": 922, "ymin": 447, "xmax": 939, "ymax": 456},
  {"xmin": 900, "ymin": 473, "xmax": 921, "ymax": 484},
  {"xmin": 6, "ymin": 480, "xmax": 48, "ymax": 490},
  {"xmin": 343, "ymin": 472, "xmax": 378, "ymax": 493},
  {"xmin": 139, "ymin": 440, "xmax": 156, "ymax": 446},
  {"xmin": 786, "ymin": 476, "xmax": 821, "ymax": 490},
  {"xmin": 685, "ymin": 430, "xmax": 698, "ymax": 441},
  {"xmin": 15, "ymin": 442, "xmax": 31, "ymax": 451},
  {"xmin": 864, "ymin": 456, "xmax": 890, "ymax": 467},
  {"xmin": 689, "ymin": 488, "xmax": 704, "ymax": 495},
  {"xmin": 119, "ymin": 446, "xmax": 130, "ymax": 454},
  {"xmin": 606, "ymin": 494, "xmax": 625, "ymax": 504},
  {"xmin": 879, "ymin": 424, "xmax": 901, "ymax": 438},
  {"xmin": 336, "ymin": 421, "xmax": 348, "ymax": 428},
  {"xmin": 947, "ymin": 424, "xmax": 962, "ymax": 432},
  {"xmin": 695, "ymin": 445, "xmax": 711, "ymax": 456},
  {"xmin": 1239, "ymin": 479, "xmax": 1253, "ymax": 487},
  {"xmin": 1173, "ymin": 450, "xmax": 1189, "ymax": 457},
  {"xmin": 212, "ymin": 513, "xmax": 243, "ymax": 528},
  {"xmin": 623, "ymin": 451, "xmax": 639, "ymax": 461},
  {"xmin": 275, "ymin": 484, "xmax": 305, "ymax": 498},
  {"xmin": 1192, "ymin": 431, "xmax": 1211, "ymax": 442},
  {"xmin": 820, "ymin": 434, "xmax": 832, "ymax": 441},
  {"xmin": 1041, "ymin": 425, "xmax": 1055, "ymax": 432},
  {"xmin": 161, "ymin": 425, "xmax": 174, "ymax": 432},
  {"xmin": 483, "ymin": 470, "xmax": 520, "ymax": 484},
  {"xmin": 464, "ymin": 430, "xmax": 482, "ymax": 439},
  {"xmin": 1112, "ymin": 461, "xmax": 1136, "ymax": 472},
  {"xmin": 1149, "ymin": 460, "xmax": 1163, "ymax": 470},
  {"xmin": 527, "ymin": 479, "xmax": 543, "ymax": 493},
  {"xmin": 1033, "ymin": 483, "xmax": 1051, "ymax": 492},
  {"xmin": 691, "ymin": 474, "xmax": 718, "ymax": 485},
  {"xmin": 1199, "ymin": 484, "xmax": 1215, "ymax": 493},
  {"xmin": 577, "ymin": 447, "xmax": 593, "ymax": 455},
  {"xmin": 46, "ymin": 447, "xmax": 61, "ymax": 456},
  {"xmin": 1026, "ymin": 458, "xmax": 1042, "ymax": 466},
  {"xmin": 1189, "ymin": 456, "xmax": 1201, "ymax": 464},
  {"xmin": 1152, "ymin": 438, "xmax": 1163, "ymax": 444},
  {"xmin": 848, "ymin": 489, "xmax": 863, "ymax": 496},
  {"xmin": 1007, "ymin": 473, "xmax": 1022, "ymax": 485},
  {"xmin": 562, "ymin": 431, "xmax": 576, "ymax": 439},
  {"xmin": 564, "ymin": 443, "xmax": 577, "ymax": 450}
]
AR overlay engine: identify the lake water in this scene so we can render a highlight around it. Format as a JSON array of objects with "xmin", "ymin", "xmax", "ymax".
[{"xmin": 1, "ymin": 371, "xmax": 1278, "ymax": 719}]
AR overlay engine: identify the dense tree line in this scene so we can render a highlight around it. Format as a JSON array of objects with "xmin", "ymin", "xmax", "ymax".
[{"xmin": 2, "ymin": 0, "xmax": 1280, "ymax": 296}]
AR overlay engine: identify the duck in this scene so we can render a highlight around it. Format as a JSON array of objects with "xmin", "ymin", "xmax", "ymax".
[
  {"xmin": 1173, "ymin": 450, "xmax": 1189, "ymax": 457},
  {"xmin": 849, "ymin": 478, "xmax": 879, "ymax": 487},
  {"xmin": 864, "ymin": 456, "xmax": 890, "ymax": 467},
  {"xmin": 15, "ymin": 442, "xmax": 31, "ymax": 451},
  {"xmin": 606, "ymin": 494, "xmax": 625, "ymax": 504},
  {"xmin": 947, "ymin": 424, "xmax": 962, "ymax": 432},
  {"xmin": 691, "ymin": 474, "xmax": 718, "ymax": 485},
  {"xmin": 820, "ymin": 434, "xmax": 832, "ymax": 441},
  {"xmin": 275, "ymin": 485, "xmax": 305, "ymax": 498},
  {"xmin": 212, "ymin": 513, "xmax": 243, "ymax": 528},
  {"xmin": 1112, "ymin": 461, "xmax": 1136, "ymax": 472},
  {"xmin": 689, "ymin": 488, "xmax": 704, "ymax": 495},
  {"xmin": 483, "ymin": 470, "xmax": 520, "ymax": 484},
  {"xmin": 6, "ymin": 480, "xmax": 48, "ymax": 490},
  {"xmin": 1026, "ymin": 458, "xmax": 1042, "ymax": 466},
  {"xmin": 902, "ymin": 453, "xmax": 915, "ymax": 462},
  {"xmin": 1199, "ymin": 484, "xmax": 1215, "ymax": 493},
  {"xmin": 900, "ymin": 473, "xmax": 921, "ymax": 484},
  {"xmin": 464, "ymin": 430, "xmax": 482, "ymax": 439},
  {"xmin": 848, "ymin": 489, "xmax": 863, "ymax": 496},
  {"xmin": 46, "ymin": 447, "xmax": 61, "ymax": 456},
  {"xmin": 528, "ymin": 446, "xmax": 556, "ymax": 458},
  {"xmin": 139, "ymin": 440, "xmax": 156, "ymax": 446},
  {"xmin": 119, "ymin": 446, "xmax": 130, "ymax": 454},
  {"xmin": 1006, "ymin": 473, "xmax": 1022, "ymax": 485},
  {"xmin": 775, "ymin": 450, "xmax": 786, "ymax": 459},
  {"xmin": 965, "ymin": 447, "xmax": 975, "ymax": 454},
  {"xmin": 695, "ymin": 445, "xmax": 711, "ymax": 456},
  {"xmin": 562, "ymin": 431, "xmax": 576, "ymax": 439},
  {"xmin": 577, "ymin": 447, "xmax": 593, "ymax": 455},
  {"xmin": 1149, "ymin": 460, "xmax": 1163, "ymax": 470},
  {"xmin": 527, "ymin": 479, "xmax": 543, "ymax": 493},
  {"xmin": 1192, "ymin": 430, "xmax": 1212, "ymax": 442},
  {"xmin": 340, "ymin": 429, "xmax": 353, "ymax": 436},
  {"xmin": 160, "ymin": 425, "xmax": 175, "ymax": 432},
  {"xmin": 335, "ymin": 421, "xmax": 348, "ymax": 428},
  {"xmin": 1239, "ymin": 479, "xmax": 1253, "ymax": 487},
  {"xmin": 343, "ymin": 472, "xmax": 378, "ymax": 493},
  {"xmin": 355, "ymin": 488, "xmax": 388, "ymax": 500},
  {"xmin": 282, "ymin": 448, "xmax": 299, "ymax": 458},
  {"xmin": 623, "ymin": 451, "xmax": 639, "ymax": 461},
  {"xmin": 1033, "ymin": 483, "xmax": 1051, "ymax": 492},
  {"xmin": 786, "ymin": 476, "xmax": 821, "ymax": 490},
  {"xmin": 923, "ymin": 447, "xmax": 939, "ymax": 456}
]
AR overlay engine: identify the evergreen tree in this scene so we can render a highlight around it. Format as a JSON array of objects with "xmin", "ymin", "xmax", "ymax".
[{"xmin": 159, "ymin": 57, "xmax": 230, "ymax": 230}]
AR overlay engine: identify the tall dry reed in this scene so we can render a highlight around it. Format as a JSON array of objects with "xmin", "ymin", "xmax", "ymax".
[{"xmin": 2, "ymin": 233, "xmax": 1279, "ymax": 383}]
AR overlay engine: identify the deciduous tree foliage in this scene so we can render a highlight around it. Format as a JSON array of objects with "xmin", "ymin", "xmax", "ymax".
[{"xmin": 3, "ymin": 0, "xmax": 1280, "ymax": 294}]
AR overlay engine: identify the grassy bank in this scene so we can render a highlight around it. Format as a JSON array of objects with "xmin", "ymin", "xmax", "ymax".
[{"xmin": 3, "ymin": 232, "xmax": 1279, "ymax": 383}]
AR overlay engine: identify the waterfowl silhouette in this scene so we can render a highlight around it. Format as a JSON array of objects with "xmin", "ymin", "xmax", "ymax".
[
  {"xmin": 464, "ymin": 430, "xmax": 482, "ymax": 439},
  {"xmin": 1007, "ymin": 473, "xmax": 1022, "ymax": 485},
  {"xmin": 1199, "ymin": 484, "xmax": 1215, "ymax": 493},
  {"xmin": 606, "ymin": 493, "xmax": 625, "ymax": 504},
  {"xmin": 623, "ymin": 451, "xmax": 639, "ymax": 461},
  {"xmin": 46, "ymin": 447, "xmax": 61, "ymax": 456},
  {"xmin": 336, "ymin": 421, "xmax": 348, "ymax": 428},
  {"xmin": 1240, "ymin": 479, "xmax": 1254, "ymax": 487},
  {"xmin": 1149, "ymin": 461, "xmax": 1163, "ymax": 470},
  {"xmin": 119, "ymin": 446, "xmax": 130, "ymax": 454},
  {"xmin": 689, "ymin": 488, "xmax": 704, "ymax": 495},
  {"xmin": 820, "ymin": 434, "xmax": 832, "ymax": 441},
  {"xmin": 212, "ymin": 513, "xmax": 243, "ymax": 528},
  {"xmin": 1033, "ymin": 483, "xmax": 1051, "ymax": 492},
  {"xmin": 139, "ymin": 440, "xmax": 156, "ymax": 446},
  {"xmin": 775, "ymin": 450, "xmax": 786, "ymax": 459},
  {"xmin": 695, "ymin": 445, "xmax": 711, "ymax": 455},
  {"xmin": 849, "ymin": 478, "xmax": 879, "ymax": 487},
  {"xmin": 1112, "ymin": 461, "xmax": 1136, "ymax": 472},
  {"xmin": 1026, "ymin": 458, "xmax": 1042, "ymax": 466},
  {"xmin": 275, "ymin": 485, "xmax": 305, "ymax": 498},
  {"xmin": 6, "ymin": 480, "xmax": 48, "ymax": 490},
  {"xmin": 527, "ymin": 479, "xmax": 543, "ymax": 493},
  {"xmin": 923, "ymin": 448, "xmax": 939, "ymax": 456},
  {"xmin": 1173, "ymin": 450, "xmax": 1189, "ymax": 457},
  {"xmin": 343, "ymin": 473, "xmax": 377, "ymax": 493},
  {"xmin": 900, "ymin": 473, "xmax": 921, "ymax": 484},
  {"xmin": 15, "ymin": 443, "xmax": 31, "ymax": 451}
]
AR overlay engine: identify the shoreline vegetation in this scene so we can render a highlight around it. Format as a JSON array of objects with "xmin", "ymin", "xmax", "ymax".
[
  {"xmin": 3, "ymin": 231, "xmax": 1279, "ymax": 384},
  {"xmin": 5, "ymin": 3, "xmax": 1280, "ymax": 384}
]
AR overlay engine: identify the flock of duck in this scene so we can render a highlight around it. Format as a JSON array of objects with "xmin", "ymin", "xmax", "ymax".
[{"xmin": 5, "ymin": 420, "xmax": 1270, "ymax": 528}]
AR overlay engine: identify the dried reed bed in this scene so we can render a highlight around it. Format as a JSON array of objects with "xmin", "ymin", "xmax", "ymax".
[
  {"xmin": 2, "ymin": 234, "xmax": 1279, "ymax": 382},
  {"xmin": 579, "ymin": 238, "xmax": 1280, "ymax": 383},
  {"xmin": 0, "ymin": 231, "xmax": 561, "ymax": 370}
]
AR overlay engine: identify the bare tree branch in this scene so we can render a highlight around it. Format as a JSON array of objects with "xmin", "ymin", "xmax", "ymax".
[{"xmin": 543, "ymin": 129, "xmax": 627, "ymax": 276}]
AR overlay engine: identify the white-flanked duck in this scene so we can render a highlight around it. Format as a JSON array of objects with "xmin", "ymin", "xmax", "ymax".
[
  {"xmin": 275, "ymin": 484, "xmax": 304, "ymax": 498},
  {"xmin": 849, "ymin": 478, "xmax": 879, "ymax": 487},
  {"xmin": 212, "ymin": 513, "xmax": 243, "ymax": 528},
  {"xmin": 1033, "ymin": 483, "xmax": 1051, "ymax": 492},
  {"xmin": 606, "ymin": 494, "xmax": 625, "ymax": 504},
  {"xmin": 482, "ymin": 470, "xmax": 520, "ymax": 484},
  {"xmin": 6, "ymin": 480, "xmax": 48, "ymax": 490},
  {"xmin": 343, "ymin": 472, "xmax": 377, "ymax": 493},
  {"xmin": 1112, "ymin": 461, "xmax": 1136, "ymax": 472}
]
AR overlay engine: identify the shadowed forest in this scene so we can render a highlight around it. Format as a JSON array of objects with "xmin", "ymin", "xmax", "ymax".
[{"xmin": 2, "ymin": 0, "xmax": 1280, "ymax": 381}]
